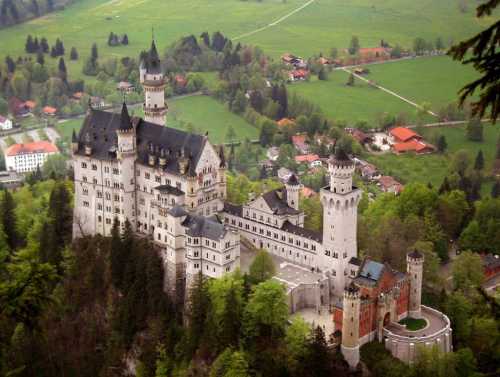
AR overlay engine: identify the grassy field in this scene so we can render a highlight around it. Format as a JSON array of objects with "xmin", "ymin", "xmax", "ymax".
[
  {"xmin": 0, "ymin": 0, "xmax": 492, "ymax": 81},
  {"xmin": 367, "ymin": 123, "xmax": 500, "ymax": 190},
  {"xmin": 56, "ymin": 95, "xmax": 259, "ymax": 145},
  {"xmin": 288, "ymin": 69, "xmax": 421, "ymax": 124},
  {"xmin": 361, "ymin": 56, "xmax": 478, "ymax": 112},
  {"xmin": 167, "ymin": 95, "xmax": 259, "ymax": 144}
]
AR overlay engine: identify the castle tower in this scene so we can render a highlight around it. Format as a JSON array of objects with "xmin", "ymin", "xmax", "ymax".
[
  {"xmin": 285, "ymin": 173, "xmax": 301, "ymax": 210},
  {"xmin": 116, "ymin": 102, "xmax": 137, "ymax": 232},
  {"xmin": 407, "ymin": 250, "xmax": 424, "ymax": 318},
  {"xmin": 140, "ymin": 39, "xmax": 167, "ymax": 126},
  {"xmin": 341, "ymin": 283, "xmax": 361, "ymax": 370},
  {"xmin": 71, "ymin": 129, "xmax": 78, "ymax": 154},
  {"xmin": 218, "ymin": 145, "xmax": 227, "ymax": 209},
  {"xmin": 320, "ymin": 148, "xmax": 362, "ymax": 297}
]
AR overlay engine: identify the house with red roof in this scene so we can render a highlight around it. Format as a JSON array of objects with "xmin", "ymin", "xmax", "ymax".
[
  {"xmin": 301, "ymin": 186, "xmax": 317, "ymax": 198},
  {"xmin": 42, "ymin": 106, "xmax": 57, "ymax": 116},
  {"xmin": 289, "ymin": 69, "xmax": 309, "ymax": 82},
  {"xmin": 390, "ymin": 127, "xmax": 421, "ymax": 143},
  {"xmin": 4, "ymin": 141, "xmax": 59, "ymax": 173},
  {"xmin": 277, "ymin": 118, "xmax": 295, "ymax": 128},
  {"xmin": 291, "ymin": 134, "xmax": 310, "ymax": 154},
  {"xmin": 24, "ymin": 100, "xmax": 36, "ymax": 111},
  {"xmin": 378, "ymin": 176, "xmax": 404, "ymax": 195}
]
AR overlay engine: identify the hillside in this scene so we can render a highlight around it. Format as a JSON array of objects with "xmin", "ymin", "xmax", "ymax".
[{"xmin": 0, "ymin": 0, "xmax": 79, "ymax": 28}]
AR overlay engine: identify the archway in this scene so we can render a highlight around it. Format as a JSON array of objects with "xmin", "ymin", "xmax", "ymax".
[{"xmin": 383, "ymin": 312, "xmax": 391, "ymax": 327}]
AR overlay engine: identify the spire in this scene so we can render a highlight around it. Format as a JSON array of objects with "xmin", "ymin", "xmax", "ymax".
[
  {"xmin": 71, "ymin": 129, "xmax": 77, "ymax": 143},
  {"xmin": 286, "ymin": 173, "xmax": 300, "ymax": 186},
  {"xmin": 119, "ymin": 102, "xmax": 132, "ymax": 131}
]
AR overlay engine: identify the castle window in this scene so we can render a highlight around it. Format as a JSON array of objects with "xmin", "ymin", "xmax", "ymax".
[
  {"xmin": 155, "ymin": 176, "xmax": 161, "ymax": 183},
  {"xmin": 82, "ymin": 176, "xmax": 87, "ymax": 182},
  {"xmin": 113, "ymin": 168, "xmax": 119, "ymax": 175},
  {"xmin": 83, "ymin": 201, "xmax": 89, "ymax": 207},
  {"xmin": 106, "ymin": 218, "xmax": 111, "ymax": 225},
  {"xmin": 81, "ymin": 162, "xmax": 87, "ymax": 168},
  {"xmin": 93, "ymin": 178, "xmax": 98, "ymax": 184},
  {"xmin": 92, "ymin": 164, "xmax": 97, "ymax": 170},
  {"xmin": 333, "ymin": 252, "xmax": 339, "ymax": 258},
  {"xmin": 98, "ymin": 216, "xmax": 102, "ymax": 222},
  {"xmin": 145, "ymin": 172, "xmax": 150, "ymax": 179},
  {"xmin": 83, "ymin": 188, "xmax": 88, "ymax": 195}
]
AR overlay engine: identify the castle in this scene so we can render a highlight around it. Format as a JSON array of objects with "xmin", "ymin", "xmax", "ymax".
[{"xmin": 72, "ymin": 39, "xmax": 452, "ymax": 368}]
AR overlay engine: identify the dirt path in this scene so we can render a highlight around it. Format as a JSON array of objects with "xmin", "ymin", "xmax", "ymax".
[
  {"xmin": 342, "ymin": 67, "xmax": 438, "ymax": 118},
  {"xmin": 233, "ymin": 0, "xmax": 317, "ymax": 41}
]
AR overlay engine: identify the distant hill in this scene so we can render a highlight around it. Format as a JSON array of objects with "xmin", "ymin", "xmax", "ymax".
[{"xmin": 0, "ymin": 0, "xmax": 79, "ymax": 28}]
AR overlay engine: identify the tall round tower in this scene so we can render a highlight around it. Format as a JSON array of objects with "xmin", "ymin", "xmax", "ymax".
[
  {"xmin": 285, "ymin": 173, "xmax": 301, "ymax": 210},
  {"xmin": 141, "ymin": 39, "xmax": 167, "ymax": 126},
  {"xmin": 341, "ymin": 282, "xmax": 361, "ymax": 370},
  {"xmin": 407, "ymin": 250, "xmax": 424, "ymax": 318},
  {"xmin": 320, "ymin": 148, "xmax": 362, "ymax": 297}
]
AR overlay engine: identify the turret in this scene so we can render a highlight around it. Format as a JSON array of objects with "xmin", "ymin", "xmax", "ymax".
[
  {"xmin": 116, "ymin": 102, "xmax": 136, "ymax": 158},
  {"xmin": 285, "ymin": 174, "xmax": 301, "ymax": 210},
  {"xmin": 141, "ymin": 39, "xmax": 167, "ymax": 126},
  {"xmin": 407, "ymin": 250, "xmax": 424, "ymax": 318},
  {"xmin": 341, "ymin": 283, "xmax": 361, "ymax": 370},
  {"xmin": 328, "ymin": 147, "xmax": 355, "ymax": 194}
]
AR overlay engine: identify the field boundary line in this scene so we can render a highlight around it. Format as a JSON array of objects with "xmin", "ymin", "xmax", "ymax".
[
  {"xmin": 233, "ymin": 0, "xmax": 317, "ymax": 41},
  {"xmin": 342, "ymin": 67, "xmax": 438, "ymax": 117}
]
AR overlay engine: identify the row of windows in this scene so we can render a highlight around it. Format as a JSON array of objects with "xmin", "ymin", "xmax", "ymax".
[
  {"xmin": 228, "ymin": 217, "xmax": 317, "ymax": 252},
  {"xmin": 81, "ymin": 162, "xmax": 119, "ymax": 175}
]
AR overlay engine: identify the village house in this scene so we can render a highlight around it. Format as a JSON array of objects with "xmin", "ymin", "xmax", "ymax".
[
  {"xmin": 25, "ymin": 100, "xmax": 36, "ymax": 112},
  {"xmin": 277, "ymin": 167, "xmax": 293, "ymax": 183},
  {"xmin": 360, "ymin": 163, "xmax": 379, "ymax": 181},
  {"xmin": 276, "ymin": 118, "xmax": 295, "ymax": 128},
  {"xmin": 291, "ymin": 134, "xmax": 310, "ymax": 154},
  {"xmin": 389, "ymin": 127, "xmax": 434, "ymax": 154},
  {"xmin": 42, "ymin": 106, "xmax": 57, "ymax": 117},
  {"xmin": 5, "ymin": 141, "xmax": 59, "ymax": 173},
  {"xmin": 0, "ymin": 115, "xmax": 13, "ymax": 130},
  {"xmin": 117, "ymin": 81, "xmax": 134, "ymax": 93},
  {"xmin": 90, "ymin": 96, "xmax": 105, "ymax": 109},
  {"xmin": 174, "ymin": 74, "xmax": 187, "ymax": 88},
  {"xmin": 378, "ymin": 176, "xmax": 404, "ymax": 195},
  {"xmin": 282, "ymin": 53, "xmax": 306, "ymax": 68},
  {"xmin": 357, "ymin": 47, "xmax": 391, "ymax": 63},
  {"xmin": 8, "ymin": 97, "xmax": 30, "ymax": 118},
  {"xmin": 0, "ymin": 170, "xmax": 24, "ymax": 190},
  {"xmin": 295, "ymin": 154, "xmax": 320, "ymax": 167},
  {"xmin": 288, "ymin": 69, "xmax": 309, "ymax": 82},
  {"xmin": 266, "ymin": 146, "xmax": 280, "ymax": 161},
  {"xmin": 72, "ymin": 92, "xmax": 84, "ymax": 101}
]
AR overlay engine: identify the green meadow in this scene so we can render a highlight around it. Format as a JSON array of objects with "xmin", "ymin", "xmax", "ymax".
[
  {"xmin": 367, "ymin": 123, "xmax": 500, "ymax": 189},
  {"xmin": 0, "ymin": 0, "xmax": 491, "ymax": 80},
  {"xmin": 167, "ymin": 95, "xmax": 259, "ymax": 144},
  {"xmin": 361, "ymin": 56, "xmax": 478, "ymax": 112},
  {"xmin": 288, "ymin": 69, "xmax": 419, "ymax": 125}
]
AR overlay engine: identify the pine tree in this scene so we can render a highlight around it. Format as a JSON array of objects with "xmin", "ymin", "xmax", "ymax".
[
  {"xmin": 1, "ymin": 189, "xmax": 18, "ymax": 250},
  {"xmin": 25, "ymin": 35, "xmax": 34, "ymax": 53},
  {"xmin": 55, "ymin": 38, "xmax": 64, "ymax": 56},
  {"xmin": 437, "ymin": 135, "xmax": 447, "ymax": 153},
  {"xmin": 33, "ymin": 37, "xmax": 39, "ymax": 52},
  {"xmin": 474, "ymin": 150, "xmax": 484, "ymax": 171},
  {"xmin": 348, "ymin": 35, "xmax": 360, "ymax": 55},
  {"xmin": 219, "ymin": 284, "xmax": 241, "ymax": 349},
  {"xmin": 187, "ymin": 272, "xmax": 211, "ymax": 356},
  {"xmin": 91, "ymin": 43, "xmax": 98, "ymax": 61},
  {"xmin": 110, "ymin": 218, "xmax": 124, "ymax": 288},
  {"xmin": 48, "ymin": 182, "xmax": 72, "ymax": 250},
  {"xmin": 50, "ymin": 46, "xmax": 57, "ymax": 58},
  {"xmin": 108, "ymin": 32, "xmax": 115, "ymax": 46},
  {"xmin": 5, "ymin": 56, "xmax": 16, "ymax": 73},
  {"xmin": 58, "ymin": 57, "xmax": 67, "ymax": 81},
  {"xmin": 301, "ymin": 326, "xmax": 333, "ymax": 377},
  {"xmin": 466, "ymin": 117, "xmax": 483, "ymax": 141},
  {"xmin": 200, "ymin": 31, "xmax": 210, "ymax": 46},
  {"xmin": 70, "ymin": 47, "xmax": 78, "ymax": 60},
  {"xmin": 40, "ymin": 37, "xmax": 49, "ymax": 53},
  {"xmin": 492, "ymin": 180, "xmax": 500, "ymax": 198},
  {"xmin": 121, "ymin": 34, "xmax": 129, "ymax": 45}
]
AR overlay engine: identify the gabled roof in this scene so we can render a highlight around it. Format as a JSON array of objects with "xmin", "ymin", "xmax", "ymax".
[
  {"xmin": 281, "ymin": 220, "xmax": 322, "ymax": 242},
  {"xmin": 390, "ymin": 127, "xmax": 420, "ymax": 142},
  {"xmin": 183, "ymin": 214, "xmax": 227, "ymax": 240},
  {"xmin": 262, "ymin": 188, "xmax": 300, "ymax": 215},
  {"xmin": 75, "ymin": 108, "xmax": 208, "ymax": 176},
  {"xmin": 119, "ymin": 102, "xmax": 132, "ymax": 131}
]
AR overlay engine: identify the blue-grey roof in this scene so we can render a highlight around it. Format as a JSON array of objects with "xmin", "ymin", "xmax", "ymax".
[{"xmin": 359, "ymin": 260, "xmax": 384, "ymax": 281}]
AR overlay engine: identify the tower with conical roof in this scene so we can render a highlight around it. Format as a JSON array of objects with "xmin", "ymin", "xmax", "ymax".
[
  {"xmin": 320, "ymin": 147, "xmax": 362, "ymax": 298},
  {"xmin": 116, "ymin": 102, "xmax": 137, "ymax": 230},
  {"xmin": 140, "ymin": 39, "xmax": 167, "ymax": 126},
  {"xmin": 285, "ymin": 173, "xmax": 301, "ymax": 211}
]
